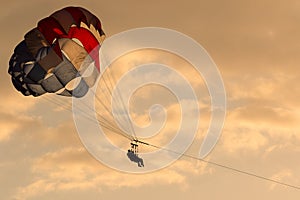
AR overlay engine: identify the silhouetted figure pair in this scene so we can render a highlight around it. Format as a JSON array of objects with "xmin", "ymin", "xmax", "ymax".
[{"xmin": 127, "ymin": 149, "xmax": 144, "ymax": 167}]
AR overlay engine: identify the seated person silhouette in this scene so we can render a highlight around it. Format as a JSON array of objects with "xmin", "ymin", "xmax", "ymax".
[{"xmin": 127, "ymin": 149, "xmax": 144, "ymax": 167}]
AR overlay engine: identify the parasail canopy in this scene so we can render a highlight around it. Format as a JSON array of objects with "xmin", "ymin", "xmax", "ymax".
[{"xmin": 8, "ymin": 6, "xmax": 105, "ymax": 97}]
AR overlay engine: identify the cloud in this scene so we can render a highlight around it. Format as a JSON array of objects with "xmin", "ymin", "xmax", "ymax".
[
  {"xmin": 0, "ymin": 111, "xmax": 37, "ymax": 143},
  {"xmin": 0, "ymin": 92, "xmax": 211, "ymax": 200},
  {"xmin": 269, "ymin": 169, "xmax": 294, "ymax": 190},
  {"xmin": 1, "ymin": 1, "xmax": 300, "ymax": 199},
  {"xmin": 221, "ymin": 128, "xmax": 268, "ymax": 153},
  {"xmin": 0, "ymin": 114, "xmax": 19, "ymax": 142},
  {"xmin": 13, "ymin": 146, "xmax": 210, "ymax": 200},
  {"xmin": 218, "ymin": 100, "xmax": 299, "ymax": 155}
]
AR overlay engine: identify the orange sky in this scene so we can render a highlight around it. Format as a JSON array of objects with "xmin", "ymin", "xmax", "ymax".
[{"xmin": 1, "ymin": 0, "xmax": 300, "ymax": 199}]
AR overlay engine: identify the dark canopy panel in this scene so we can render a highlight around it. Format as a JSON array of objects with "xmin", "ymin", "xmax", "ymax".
[{"xmin": 8, "ymin": 6, "xmax": 105, "ymax": 97}]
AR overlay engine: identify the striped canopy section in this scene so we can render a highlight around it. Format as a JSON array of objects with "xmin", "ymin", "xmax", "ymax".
[{"xmin": 8, "ymin": 7, "xmax": 105, "ymax": 97}]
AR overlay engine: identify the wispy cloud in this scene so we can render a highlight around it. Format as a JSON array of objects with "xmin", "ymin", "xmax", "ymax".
[{"xmin": 13, "ymin": 146, "xmax": 210, "ymax": 200}]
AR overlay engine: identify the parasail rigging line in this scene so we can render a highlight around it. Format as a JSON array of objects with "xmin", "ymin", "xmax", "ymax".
[
  {"xmin": 98, "ymin": 66, "xmax": 137, "ymax": 140},
  {"xmin": 133, "ymin": 139, "xmax": 300, "ymax": 191},
  {"xmin": 42, "ymin": 95, "xmax": 134, "ymax": 141},
  {"xmin": 42, "ymin": 95, "xmax": 116, "ymax": 134},
  {"xmin": 88, "ymin": 71, "xmax": 136, "ymax": 140},
  {"xmin": 43, "ymin": 90, "xmax": 300, "ymax": 190}
]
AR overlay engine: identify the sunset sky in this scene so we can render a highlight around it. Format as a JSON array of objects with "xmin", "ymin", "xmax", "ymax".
[{"xmin": 1, "ymin": 0, "xmax": 300, "ymax": 199}]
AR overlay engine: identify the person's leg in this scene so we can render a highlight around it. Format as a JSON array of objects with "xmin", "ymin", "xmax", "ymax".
[{"xmin": 140, "ymin": 158, "xmax": 144, "ymax": 167}]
